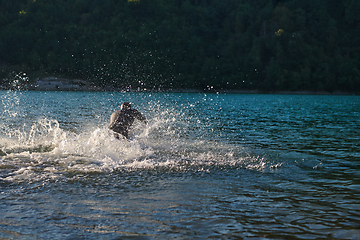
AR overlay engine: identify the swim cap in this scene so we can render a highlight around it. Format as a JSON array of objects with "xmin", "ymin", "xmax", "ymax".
[{"xmin": 121, "ymin": 102, "xmax": 132, "ymax": 110}]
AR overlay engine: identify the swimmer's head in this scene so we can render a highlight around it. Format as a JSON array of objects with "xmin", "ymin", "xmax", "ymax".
[{"xmin": 121, "ymin": 102, "xmax": 132, "ymax": 110}]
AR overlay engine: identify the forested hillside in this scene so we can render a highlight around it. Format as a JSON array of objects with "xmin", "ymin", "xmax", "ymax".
[{"xmin": 1, "ymin": 0, "xmax": 359, "ymax": 92}]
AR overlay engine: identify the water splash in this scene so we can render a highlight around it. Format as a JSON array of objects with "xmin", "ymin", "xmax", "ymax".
[
  {"xmin": 0, "ymin": 113, "xmax": 277, "ymax": 184},
  {"xmin": 1, "ymin": 90, "xmax": 22, "ymax": 118}
]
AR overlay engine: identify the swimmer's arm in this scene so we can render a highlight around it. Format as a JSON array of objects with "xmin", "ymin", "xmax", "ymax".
[{"xmin": 109, "ymin": 111, "xmax": 120, "ymax": 128}]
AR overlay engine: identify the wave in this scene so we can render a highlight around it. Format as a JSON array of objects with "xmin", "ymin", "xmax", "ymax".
[{"xmin": 0, "ymin": 116, "xmax": 284, "ymax": 183}]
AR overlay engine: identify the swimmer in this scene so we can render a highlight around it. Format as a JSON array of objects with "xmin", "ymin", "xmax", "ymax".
[{"xmin": 109, "ymin": 102, "xmax": 147, "ymax": 139}]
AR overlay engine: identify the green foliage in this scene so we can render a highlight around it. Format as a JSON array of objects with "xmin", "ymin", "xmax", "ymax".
[{"xmin": 0, "ymin": 0, "xmax": 359, "ymax": 92}]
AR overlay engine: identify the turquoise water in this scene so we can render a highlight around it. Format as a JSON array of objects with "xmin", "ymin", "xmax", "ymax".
[{"xmin": 0, "ymin": 91, "xmax": 359, "ymax": 239}]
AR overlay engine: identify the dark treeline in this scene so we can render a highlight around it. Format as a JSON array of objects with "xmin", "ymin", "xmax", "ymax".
[{"xmin": 0, "ymin": 0, "xmax": 359, "ymax": 92}]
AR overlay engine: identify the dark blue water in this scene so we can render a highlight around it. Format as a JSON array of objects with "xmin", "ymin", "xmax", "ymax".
[{"xmin": 0, "ymin": 91, "xmax": 359, "ymax": 239}]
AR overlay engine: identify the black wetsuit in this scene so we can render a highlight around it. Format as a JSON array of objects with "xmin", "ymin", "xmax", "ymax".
[{"xmin": 109, "ymin": 109, "xmax": 147, "ymax": 139}]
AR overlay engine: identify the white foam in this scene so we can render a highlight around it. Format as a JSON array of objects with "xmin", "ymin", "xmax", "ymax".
[{"xmin": 0, "ymin": 114, "xmax": 279, "ymax": 183}]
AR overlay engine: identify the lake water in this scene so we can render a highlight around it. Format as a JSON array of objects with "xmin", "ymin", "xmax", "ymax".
[{"xmin": 0, "ymin": 91, "xmax": 359, "ymax": 239}]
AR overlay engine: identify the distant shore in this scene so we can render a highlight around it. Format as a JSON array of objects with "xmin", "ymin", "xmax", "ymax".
[{"xmin": 0, "ymin": 76, "xmax": 358, "ymax": 95}]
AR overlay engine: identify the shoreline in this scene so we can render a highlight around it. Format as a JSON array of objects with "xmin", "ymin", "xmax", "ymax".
[
  {"xmin": 0, "ymin": 77, "xmax": 358, "ymax": 95},
  {"xmin": 1, "ymin": 74, "xmax": 358, "ymax": 95}
]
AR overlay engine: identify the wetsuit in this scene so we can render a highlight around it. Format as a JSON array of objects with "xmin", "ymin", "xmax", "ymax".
[{"xmin": 109, "ymin": 108, "xmax": 147, "ymax": 139}]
